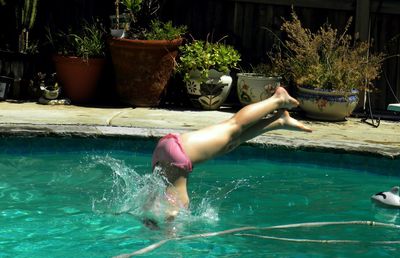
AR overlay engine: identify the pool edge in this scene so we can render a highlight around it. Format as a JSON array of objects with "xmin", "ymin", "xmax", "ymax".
[{"xmin": 0, "ymin": 123, "xmax": 398, "ymax": 159}]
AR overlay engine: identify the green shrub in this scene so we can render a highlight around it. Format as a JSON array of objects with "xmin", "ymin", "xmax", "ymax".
[
  {"xmin": 270, "ymin": 10, "xmax": 385, "ymax": 92},
  {"xmin": 145, "ymin": 20, "xmax": 187, "ymax": 40},
  {"xmin": 177, "ymin": 40, "xmax": 241, "ymax": 83},
  {"xmin": 47, "ymin": 21, "xmax": 106, "ymax": 60}
]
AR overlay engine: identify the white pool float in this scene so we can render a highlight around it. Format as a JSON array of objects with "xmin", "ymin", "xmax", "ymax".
[{"xmin": 371, "ymin": 186, "xmax": 400, "ymax": 208}]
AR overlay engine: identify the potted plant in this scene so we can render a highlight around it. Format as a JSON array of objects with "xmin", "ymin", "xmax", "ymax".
[
  {"xmin": 108, "ymin": 0, "xmax": 187, "ymax": 107},
  {"xmin": 271, "ymin": 10, "xmax": 385, "ymax": 121},
  {"xmin": 237, "ymin": 63, "xmax": 281, "ymax": 106},
  {"xmin": 36, "ymin": 72, "xmax": 71, "ymax": 105},
  {"xmin": 109, "ymin": 0, "xmax": 129, "ymax": 38},
  {"xmin": 16, "ymin": 0, "xmax": 39, "ymax": 54},
  {"xmin": 48, "ymin": 21, "xmax": 106, "ymax": 104},
  {"xmin": 37, "ymin": 72, "xmax": 59, "ymax": 100},
  {"xmin": 0, "ymin": 0, "xmax": 40, "ymax": 100},
  {"xmin": 177, "ymin": 39, "xmax": 241, "ymax": 110}
]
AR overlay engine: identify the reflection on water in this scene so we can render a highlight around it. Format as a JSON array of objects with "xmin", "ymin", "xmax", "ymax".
[{"xmin": 371, "ymin": 204, "xmax": 400, "ymax": 223}]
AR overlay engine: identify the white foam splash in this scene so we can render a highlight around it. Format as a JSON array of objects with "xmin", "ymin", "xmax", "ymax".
[
  {"xmin": 88, "ymin": 155, "xmax": 254, "ymax": 232},
  {"xmin": 89, "ymin": 156, "xmax": 228, "ymax": 228}
]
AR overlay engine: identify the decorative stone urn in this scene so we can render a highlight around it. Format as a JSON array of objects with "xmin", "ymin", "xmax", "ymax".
[
  {"xmin": 296, "ymin": 85, "xmax": 359, "ymax": 121},
  {"xmin": 185, "ymin": 69, "xmax": 232, "ymax": 110},
  {"xmin": 41, "ymin": 87, "xmax": 59, "ymax": 100},
  {"xmin": 237, "ymin": 73, "xmax": 281, "ymax": 105}
]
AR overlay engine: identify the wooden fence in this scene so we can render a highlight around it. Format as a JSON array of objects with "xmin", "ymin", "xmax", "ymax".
[
  {"xmin": 1, "ymin": 0, "xmax": 399, "ymax": 111},
  {"xmin": 161, "ymin": 0, "xmax": 400, "ymax": 112}
]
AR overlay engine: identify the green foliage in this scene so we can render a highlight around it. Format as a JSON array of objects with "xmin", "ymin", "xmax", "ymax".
[
  {"xmin": 145, "ymin": 20, "xmax": 187, "ymax": 40},
  {"xmin": 270, "ymin": 10, "xmax": 385, "ymax": 93},
  {"xmin": 177, "ymin": 40, "xmax": 241, "ymax": 82},
  {"xmin": 15, "ymin": 0, "xmax": 38, "ymax": 30},
  {"xmin": 117, "ymin": 0, "xmax": 181, "ymax": 40},
  {"xmin": 47, "ymin": 21, "xmax": 106, "ymax": 60},
  {"xmin": 121, "ymin": 0, "xmax": 142, "ymax": 15},
  {"xmin": 15, "ymin": 0, "xmax": 39, "ymax": 53},
  {"xmin": 251, "ymin": 63, "xmax": 281, "ymax": 77},
  {"xmin": 22, "ymin": 0, "xmax": 38, "ymax": 29},
  {"xmin": 25, "ymin": 39, "xmax": 38, "ymax": 54}
]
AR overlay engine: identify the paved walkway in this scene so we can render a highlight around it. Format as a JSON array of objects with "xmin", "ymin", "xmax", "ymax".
[{"xmin": 0, "ymin": 102, "xmax": 399, "ymax": 159}]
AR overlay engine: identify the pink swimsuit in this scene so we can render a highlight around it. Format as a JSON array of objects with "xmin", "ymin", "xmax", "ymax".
[{"xmin": 152, "ymin": 133, "xmax": 193, "ymax": 172}]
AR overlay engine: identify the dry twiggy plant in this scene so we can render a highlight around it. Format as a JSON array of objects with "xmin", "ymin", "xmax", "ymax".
[{"xmin": 270, "ymin": 10, "xmax": 385, "ymax": 93}]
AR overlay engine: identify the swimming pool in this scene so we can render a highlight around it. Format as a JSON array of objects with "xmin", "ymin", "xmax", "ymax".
[{"xmin": 0, "ymin": 136, "xmax": 399, "ymax": 257}]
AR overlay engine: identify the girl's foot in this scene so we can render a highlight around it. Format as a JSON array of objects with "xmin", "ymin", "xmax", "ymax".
[
  {"xmin": 276, "ymin": 109, "xmax": 312, "ymax": 132},
  {"xmin": 273, "ymin": 86, "xmax": 299, "ymax": 110}
]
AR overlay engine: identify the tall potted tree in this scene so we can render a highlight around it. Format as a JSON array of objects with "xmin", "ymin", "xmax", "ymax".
[
  {"xmin": 16, "ymin": 0, "xmax": 39, "ymax": 54},
  {"xmin": 49, "ymin": 21, "xmax": 106, "ymax": 104},
  {"xmin": 0, "ymin": 0, "xmax": 40, "ymax": 100},
  {"xmin": 271, "ymin": 11, "xmax": 385, "ymax": 121},
  {"xmin": 108, "ymin": 0, "xmax": 187, "ymax": 107}
]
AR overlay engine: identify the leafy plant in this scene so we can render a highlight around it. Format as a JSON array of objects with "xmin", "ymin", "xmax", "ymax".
[
  {"xmin": 116, "ymin": 0, "xmax": 184, "ymax": 40},
  {"xmin": 15, "ymin": 0, "xmax": 39, "ymax": 53},
  {"xmin": 47, "ymin": 21, "xmax": 106, "ymax": 60},
  {"xmin": 177, "ymin": 40, "xmax": 241, "ymax": 83},
  {"xmin": 121, "ymin": 0, "xmax": 142, "ymax": 24},
  {"xmin": 145, "ymin": 20, "xmax": 187, "ymax": 40},
  {"xmin": 270, "ymin": 10, "xmax": 385, "ymax": 93}
]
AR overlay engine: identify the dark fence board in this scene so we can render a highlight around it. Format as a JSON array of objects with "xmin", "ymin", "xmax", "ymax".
[
  {"xmin": 163, "ymin": 0, "xmax": 400, "ymax": 111},
  {"xmin": 0, "ymin": 0, "xmax": 399, "ymax": 110}
]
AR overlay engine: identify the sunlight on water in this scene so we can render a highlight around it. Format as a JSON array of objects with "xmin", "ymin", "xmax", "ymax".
[{"xmin": 1, "ymin": 137, "xmax": 400, "ymax": 258}]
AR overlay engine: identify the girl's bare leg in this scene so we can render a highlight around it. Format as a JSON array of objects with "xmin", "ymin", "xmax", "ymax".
[
  {"xmin": 238, "ymin": 109, "xmax": 312, "ymax": 143},
  {"xmin": 180, "ymin": 87, "xmax": 302, "ymax": 164},
  {"xmin": 163, "ymin": 87, "xmax": 311, "ymax": 218}
]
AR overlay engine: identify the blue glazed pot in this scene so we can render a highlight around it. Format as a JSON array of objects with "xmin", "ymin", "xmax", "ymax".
[{"xmin": 296, "ymin": 85, "xmax": 359, "ymax": 121}]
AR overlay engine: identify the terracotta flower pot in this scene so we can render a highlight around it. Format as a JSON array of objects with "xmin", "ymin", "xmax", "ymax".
[
  {"xmin": 53, "ymin": 55, "xmax": 105, "ymax": 103},
  {"xmin": 108, "ymin": 38, "xmax": 182, "ymax": 107}
]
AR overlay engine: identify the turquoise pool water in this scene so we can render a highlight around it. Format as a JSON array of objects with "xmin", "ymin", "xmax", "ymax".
[{"xmin": 0, "ymin": 136, "xmax": 399, "ymax": 258}]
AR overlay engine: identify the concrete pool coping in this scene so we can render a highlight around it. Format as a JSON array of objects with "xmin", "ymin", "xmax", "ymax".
[{"xmin": 0, "ymin": 101, "xmax": 399, "ymax": 159}]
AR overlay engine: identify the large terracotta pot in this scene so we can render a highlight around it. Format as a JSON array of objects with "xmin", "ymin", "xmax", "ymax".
[
  {"xmin": 296, "ymin": 85, "xmax": 359, "ymax": 121},
  {"xmin": 53, "ymin": 55, "xmax": 105, "ymax": 103},
  {"xmin": 237, "ymin": 73, "xmax": 281, "ymax": 105},
  {"xmin": 108, "ymin": 38, "xmax": 182, "ymax": 107},
  {"xmin": 184, "ymin": 69, "xmax": 232, "ymax": 110}
]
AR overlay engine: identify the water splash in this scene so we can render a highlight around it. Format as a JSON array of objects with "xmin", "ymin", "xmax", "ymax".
[
  {"xmin": 90, "ymin": 156, "xmax": 170, "ymax": 223},
  {"xmin": 89, "ymin": 155, "xmax": 251, "ymax": 229}
]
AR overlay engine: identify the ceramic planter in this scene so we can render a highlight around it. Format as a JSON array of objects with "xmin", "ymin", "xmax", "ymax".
[
  {"xmin": 109, "ymin": 38, "xmax": 182, "ymax": 107},
  {"xmin": 42, "ymin": 88, "xmax": 59, "ymax": 100},
  {"xmin": 53, "ymin": 55, "xmax": 105, "ymax": 103},
  {"xmin": 109, "ymin": 15, "xmax": 128, "ymax": 38},
  {"xmin": 296, "ymin": 85, "xmax": 359, "ymax": 121},
  {"xmin": 237, "ymin": 73, "xmax": 281, "ymax": 105},
  {"xmin": 185, "ymin": 69, "xmax": 232, "ymax": 110}
]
